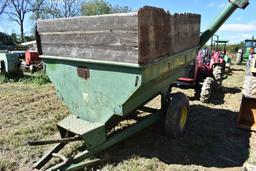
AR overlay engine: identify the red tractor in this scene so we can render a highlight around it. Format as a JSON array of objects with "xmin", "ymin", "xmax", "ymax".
[
  {"xmin": 24, "ymin": 50, "xmax": 42, "ymax": 72},
  {"xmin": 176, "ymin": 35, "xmax": 225, "ymax": 103}
]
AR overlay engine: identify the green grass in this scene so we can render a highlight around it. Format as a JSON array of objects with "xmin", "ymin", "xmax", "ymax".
[
  {"xmin": 0, "ymin": 83, "xmax": 69, "ymax": 170},
  {"xmin": 20, "ymin": 74, "xmax": 51, "ymax": 85},
  {"xmin": 0, "ymin": 74, "xmax": 7, "ymax": 83},
  {"xmin": 0, "ymin": 73, "xmax": 51, "ymax": 85}
]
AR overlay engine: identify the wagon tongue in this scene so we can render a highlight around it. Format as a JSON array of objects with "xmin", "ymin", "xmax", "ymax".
[{"xmin": 28, "ymin": 135, "xmax": 81, "ymax": 146}]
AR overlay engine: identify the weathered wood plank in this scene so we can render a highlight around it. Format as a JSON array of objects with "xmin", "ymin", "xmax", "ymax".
[
  {"xmin": 42, "ymin": 44, "xmax": 138, "ymax": 63},
  {"xmin": 40, "ymin": 31, "xmax": 138, "ymax": 47},
  {"xmin": 37, "ymin": 13, "xmax": 138, "ymax": 33},
  {"xmin": 138, "ymin": 6, "xmax": 172, "ymax": 64},
  {"xmin": 37, "ymin": 6, "xmax": 201, "ymax": 64}
]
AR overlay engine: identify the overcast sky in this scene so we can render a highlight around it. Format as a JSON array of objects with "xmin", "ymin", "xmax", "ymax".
[{"xmin": 0, "ymin": 0, "xmax": 255, "ymax": 44}]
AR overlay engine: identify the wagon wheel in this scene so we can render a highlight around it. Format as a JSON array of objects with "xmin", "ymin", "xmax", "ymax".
[
  {"xmin": 200, "ymin": 77, "xmax": 214, "ymax": 103},
  {"xmin": 164, "ymin": 92, "xmax": 189, "ymax": 138}
]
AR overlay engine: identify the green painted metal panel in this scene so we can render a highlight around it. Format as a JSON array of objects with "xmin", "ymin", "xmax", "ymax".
[
  {"xmin": 123, "ymin": 47, "xmax": 197, "ymax": 114},
  {"xmin": 43, "ymin": 46, "xmax": 197, "ymax": 127},
  {"xmin": 0, "ymin": 52, "xmax": 20, "ymax": 73},
  {"xmin": 244, "ymin": 48, "xmax": 250, "ymax": 60},
  {"xmin": 57, "ymin": 115, "xmax": 106, "ymax": 149},
  {"xmin": 44, "ymin": 58, "xmax": 142, "ymax": 124}
]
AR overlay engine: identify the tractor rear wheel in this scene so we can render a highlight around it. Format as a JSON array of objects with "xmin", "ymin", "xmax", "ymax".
[
  {"xmin": 213, "ymin": 65, "xmax": 223, "ymax": 90},
  {"xmin": 164, "ymin": 92, "xmax": 189, "ymax": 138},
  {"xmin": 200, "ymin": 77, "xmax": 214, "ymax": 103}
]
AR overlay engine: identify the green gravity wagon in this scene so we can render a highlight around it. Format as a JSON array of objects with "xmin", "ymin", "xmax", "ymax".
[{"xmin": 30, "ymin": 1, "xmax": 249, "ymax": 170}]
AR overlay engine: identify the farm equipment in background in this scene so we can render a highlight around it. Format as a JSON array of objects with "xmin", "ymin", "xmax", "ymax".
[
  {"xmin": 0, "ymin": 35, "xmax": 42, "ymax": 74},
  {"xmin": 0, "ymin": 32, "xmax": 22, "ymax": 74},
  {"xmin": 176, "ymin": 35, "xmax": 226, "ymax": 103},
  {"xmin": 237, "ymin": 56, "xmax": 256, "ymax": 131},
  {"xmin": 0, "ymin": 52, "xmax": 21, "ymax": 74},
  {"xmin": 19, "ymin": 50, "xmax": 42, "ymax": 73},
  {"xmin": 242, "ymin": 37, "xmax": 256, "ymax": 61},
  {"xmin": 213, "ymin": 39, "xmax": 231, "ymax": 73},
  {"xmin": 236, "ymin": 49, "xmax": 244, "ymax": 64},
  {"xmin": 28, "ymin": 0, "xmax": 249, "ymax": 170},
  {"xmin": 19, "ymin": 41, "xmax": 42, "ymax": 73},
  {"xmin": 240, "ymin": 36, "xmax": 256, "ymax": 64}
]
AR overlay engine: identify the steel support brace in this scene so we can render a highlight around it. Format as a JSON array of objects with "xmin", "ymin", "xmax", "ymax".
[
  {"xmin": 34, "ymin": 143, "xmax": 67, "ymax": 170},
  {"xmin": 53, "ymin": 112, "xmax": 162, "ymax": 171}
]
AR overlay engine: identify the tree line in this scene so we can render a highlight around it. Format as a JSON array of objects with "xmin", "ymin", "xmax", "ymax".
[{"xmin": 0, "ymin": 0, "xmax": 131, "ymax": 42}]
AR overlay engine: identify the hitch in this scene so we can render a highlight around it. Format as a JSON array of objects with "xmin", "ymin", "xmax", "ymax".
[{"xmin": 28, "ymin": 135, "xmax": 81, "ymax": 146}]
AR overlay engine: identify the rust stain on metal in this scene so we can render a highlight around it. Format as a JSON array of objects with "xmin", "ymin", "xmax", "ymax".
[{"xmin": 77, "ymin": 67, "xmax": 90, "ymax": 80}]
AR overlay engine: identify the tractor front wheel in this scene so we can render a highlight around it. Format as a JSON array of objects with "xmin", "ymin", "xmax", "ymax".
[
  {"xmin": 213, "ymin": 65, "xmax": 223, "ymax": 90},
  {"xmin": 200, "ymin": 77, "xmax": 214, "ymax": 103},
  {"xmin": 164, "ymin": 92, "xmax": 189, "ymax": 138}
]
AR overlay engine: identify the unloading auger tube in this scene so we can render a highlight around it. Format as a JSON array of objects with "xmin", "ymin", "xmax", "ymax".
[{"xmin": 199, "ymin": 0, "xmax": 249, "ymax": 48}]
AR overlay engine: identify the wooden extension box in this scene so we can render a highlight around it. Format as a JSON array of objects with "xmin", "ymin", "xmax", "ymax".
[{"xmin": 37, "ymin": 6, "xmax": 201, "ymax": 64}]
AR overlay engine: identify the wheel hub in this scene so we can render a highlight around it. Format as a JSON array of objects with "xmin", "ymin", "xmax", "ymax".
[{"xmin": 180, "ymin": 107, "xmax": 188, "ymax": 129}]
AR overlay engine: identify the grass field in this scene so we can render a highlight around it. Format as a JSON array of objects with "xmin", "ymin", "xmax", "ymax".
[{"xmin": 0, "ymin": 65, "xmax": 255, "ymax": 171}]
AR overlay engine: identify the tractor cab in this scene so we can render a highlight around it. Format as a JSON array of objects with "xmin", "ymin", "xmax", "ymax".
[
  {"xmin": 243, "ymin": 37, "xmax": 256, "ymax": 61},
  {"xmin": 211, "ymin": 39, "xmax": 231, "ymax": 72},
  {"xmin": 213, "ymin": 40, "xmax": 228, "ymax": 53}
]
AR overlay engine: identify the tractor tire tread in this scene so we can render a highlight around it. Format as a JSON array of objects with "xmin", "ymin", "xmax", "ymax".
[
  {"xmin": 213, "ymin": 65, "xmax": 223, "ymax": 90},
  {"xmin": 200, "ymin": 77, "xmax": 214, "ymax": 103}
]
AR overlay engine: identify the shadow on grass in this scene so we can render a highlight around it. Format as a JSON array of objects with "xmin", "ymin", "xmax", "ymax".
[
  {"xmin": 190, "ymin": 86, "xmax": 241, "ymax": 105},
  {"xmin": 231, "ymin": 68, "xmax": 245, "ymax": 72},
  {"xmin": 100, "ymin": 104, "xmax": 250, "ymax": 169},
  {"xmin": 210, "ymin": 87, "xmax": 241, "ymax": 105}
]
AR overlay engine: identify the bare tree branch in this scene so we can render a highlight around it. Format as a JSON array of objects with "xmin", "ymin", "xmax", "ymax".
[
  {"xmin": 44, "ymin": 0, "xmax": 80, "ymax": 19},
  {"xmin": 0, "ymin": 0, "xmax": 9, "ymax": 15},
  {"xmin": 2, "ymin": 0, "xmax": 31, "ymax": 42}
]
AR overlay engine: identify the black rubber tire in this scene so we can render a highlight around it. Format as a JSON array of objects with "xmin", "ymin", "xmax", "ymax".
[
  {"xmin": 0, "ymin": 61, "xmax": 5, "ymax": 74},
  {"xmin": 200, "ymin": 77, "xmax": 214, "ymax": 103},
  {"xmin": 213, "ymin": 65, "xmax": 223, "ymax": 90},
  {"xmin": 164, "ymin": 92, "xmax": 189, "ymax": 138},
  {"xmin": 243, "ymin": 75, "xmax": 256, "ymax": 98}
]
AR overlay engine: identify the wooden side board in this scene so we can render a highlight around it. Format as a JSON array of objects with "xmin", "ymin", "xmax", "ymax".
[
  {"xmin": 138, "ymin": 6, "xmax": 171, "ymax": 64},
  {"xmin": 37, "ymin": 6, "xmax": 201, "ymax": 64},
  {"xmin": 37, "ymin": 12, "xmax": 138, "ymax": 33},
  {"xmin": 42, "ymin": 44, "xmax": 139, "ymax": 63}
]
